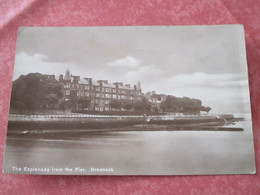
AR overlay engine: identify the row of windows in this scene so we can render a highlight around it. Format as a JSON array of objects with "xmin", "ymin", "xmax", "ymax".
[
  {"xmin": 95, "ymin": 100, "xmax": 110, "ymax": 104},
  {"xmin": 95, "ymin": 91, "xmax": 140, "ymax": 96},
  {"xmin": 64, "ymin": 84, "xmax": 140, "ymax": 95},
  {"xmin": 64, "ymin": 84, "xmax": 90, "ymax": 89},
  {"xmin": 95, "ymin": 87, "xmax": 112, "ymax": 93},
  {"xmin": 64, "ymin": 91, "xmax": 90, "ymax": 96},
  {"xmin": 64, "ymin": 83, "xmax": 141, "ymax": 93},
  {"xmin": 96, "ymin": 94, "xmax": 137, "ymax": 100},
  {"xmin": 64, "ymin": 90, "xmax": 141, "ymax": 101},
  {"xmin": 95, "ymin": 87, "xmax": 137, "ymax": 95},
  {"xmin": 94, "ymin": 107, "xmax": 135, "ymax": 111},
  {"xmin": 94, "ymin": 97, "xmax": 140, "ymax": 105},
  {"xmin": 95, "ymin": 106, "xmax": 110, "ymax": 111},
  {"xmin": 94, "ymin": 98, "xmax": 137, "ymax": 105},
  {"xmin": 77, "ymin": 92, "xmax": 90, "ymax": 97}
]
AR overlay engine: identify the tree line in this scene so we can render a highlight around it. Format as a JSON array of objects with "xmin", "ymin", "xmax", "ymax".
[
  {"xmin": 160, "ymin": 95, "xmax": 211, "ymax": 114},
  {"xmin": 10, "ymin": 73, "xmax": 211, "ymax": 114}
]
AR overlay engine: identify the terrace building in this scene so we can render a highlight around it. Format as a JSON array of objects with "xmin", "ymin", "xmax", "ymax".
[
  {"xmin": 145, "ymin": 91, "xmax": 167, "ymax": 111},
  {"xmin": 59, "ymin": 70, "xmax": 143, "ymax": 112}
]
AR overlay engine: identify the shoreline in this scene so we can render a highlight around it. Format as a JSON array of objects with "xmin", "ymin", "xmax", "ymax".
[
  {"xmin": 7, "ymin": 123, "xmax": 244, "ymax": 139},
  {"xmin": 7, "ymin": 113, "xmax": 244, "ymax": 131}
]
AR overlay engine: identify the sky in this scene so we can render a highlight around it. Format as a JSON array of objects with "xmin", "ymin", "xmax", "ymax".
[{"xmin": 13, "ymin": 25, "xmax": 251, "ymax": 113}]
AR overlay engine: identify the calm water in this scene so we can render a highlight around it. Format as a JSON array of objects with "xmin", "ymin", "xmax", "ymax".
[{"xmin": 4, "ymin": 114, "xmax": 256, "ymax": 175}]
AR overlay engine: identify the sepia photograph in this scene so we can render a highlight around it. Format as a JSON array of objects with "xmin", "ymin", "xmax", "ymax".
[{"xmin": 4, "ymin": 25, "xmax": 255, "ymax": 175}]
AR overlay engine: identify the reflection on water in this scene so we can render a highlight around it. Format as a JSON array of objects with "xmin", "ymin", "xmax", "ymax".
[{"xmin": 4, "ymin": 114, "xmax": 255, "ymax": 175}]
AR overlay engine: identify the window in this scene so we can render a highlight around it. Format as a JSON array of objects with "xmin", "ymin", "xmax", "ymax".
[
  {"xmin": 65, "ymin": 90, "xmax": 70, "ymax": 95},
  {"xmin": 105, "ymin": 107, "xmax": 109, "ymax": 111},
  {"xmin": 85, "ymin": 92, "xmax": 90, "ymax": 97},
  {"xmin": 105, "ymin": 100, "xmax": 109, "ymax": 104},
  {"xmin": 112, "ymin": 89, "xmax": 116, "ymax": 93},
  {"xmin": 105, "ymin": 88, "xmax": 111, "ymax": 93},
  {"xmin": 121, "ymin": 90, "xmax": 126, "ymax": 94},
  {"xmin": 112, "ymin": 94, "xmax": 117, "ymax": 99},
  {"xmin": 64, "ymin": 83, "xmax": 70, "ymax": 88},
  {"xmin": 96, "ymin": 87, "xmax": 100, "ymax": 91},
  {"xmin": 96, "ymin": 93, "xmax": 100, "ymax": 98},
  {"xmin": 105, "ymin": 93, "xmax": 110, "ymax": 98},
  {"xmin": 85, "ymin": 85, "xmax": 89, "ymax": 90}
]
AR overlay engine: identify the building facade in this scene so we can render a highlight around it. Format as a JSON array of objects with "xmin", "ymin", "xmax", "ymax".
[
  {"xmin": 59, "ymin": 70, "xmax": 143, "ymax": 112},
  {"xmin": 145, "ymin": 91, "xmax": 167, "ymax": 112}
]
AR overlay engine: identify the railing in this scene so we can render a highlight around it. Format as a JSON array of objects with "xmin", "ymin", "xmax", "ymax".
[
  {"xmin": 8, "ymin": 114, "xmax": 146, "ymax": 122},
  {"xmin": 9, "ymin": 114, "xmax": 145, "ymax": 118},
  {"xmin": 8, "ymin": 113, "xmax": 220, "ymax": 122}
]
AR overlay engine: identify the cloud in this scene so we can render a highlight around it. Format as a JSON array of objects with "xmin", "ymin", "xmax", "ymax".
[
  {"xmin": 32, "ymin": 53, "xmax": 48, "ymax": 60},
  {"xmin": 142, "ymin": 72, "xmax": 251, "ymax": 113},
  {"xmin": 165, "ymin": 72, "xmax": 247, "ymax": 89},
  {"xmin": 13, "ymin": 52, "xmax": 71, "ymax": 80},
  {"xmin": 107, "ymin": 56, "xmax": 140, "ymax": 68},
  {"xmin": 12, "ymin": 52, "xmax": 251, "ymax": 113},
  {"xmin": 123, "ymin": 65, "xmax": 164, "ymax": 83}
]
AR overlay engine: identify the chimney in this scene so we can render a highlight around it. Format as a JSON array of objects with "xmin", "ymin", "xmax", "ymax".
[
  {"xmin": 113, "ymin": 82, "xmax": 123, "ymax": 88},
  {"xmin": 73, "ymin": 76, "xmax": 80, "ymax": 83},
  {"xmin": 137, "ymin": 81, "xmax": 141, "ymax": 91},
  {"xmin": 84, "ymin": 78, "xmax": 93, "ymax": 89},
  {"xmin": 59, "ymin": 75, "xmax": 63, "ymax": 82},
  {"xmin": 84, "ymin": 77, "xmax": 92, "ymax": 83},
  {"xmin": 64, "ymin": 69, "xmax": 71, "ymax": 81},
  {"xmin": 97, "ymin": 80, "xmax": 103, "ymax": 87}
]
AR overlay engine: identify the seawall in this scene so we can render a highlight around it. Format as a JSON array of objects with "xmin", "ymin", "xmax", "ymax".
[{"xmin": 7, "ymin": 114, "xmax": 236, "ymax": 130}]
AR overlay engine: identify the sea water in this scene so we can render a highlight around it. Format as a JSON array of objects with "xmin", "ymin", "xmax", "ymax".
[{"xmin": 4, "ymin": 113, "xmax": 255, "ymax": 175}]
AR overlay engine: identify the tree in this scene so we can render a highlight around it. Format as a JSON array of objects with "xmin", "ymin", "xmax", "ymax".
[
  {"xmin": 200, "ymin": 106, "xmax": 212, "ymax": 113},
  {"xmin": 133, "ymin": 97, "xmax": 151, "ymax": 113},
  {"xmin": 205, "ymin": 107, "xmax": 211, "ymax": 113},
  {"xmin": 123, "ymin": 102, "xmax": 134, "ymax": 110},
  {"xmin": 45, "ymin": 94, "xmax": 59, "ymax": 109},
  {"xmin": 10, "ymin": 73, "xmax": 63, "ymax": 113},
  {"xmin": 58, "ymin": 99, "xmax": 72, "ymax": 110},
  {"xmin": 133, "ymin": 101, "xmax": 143, "ymax": 111},
  {"xmin": 109, "ymin": 100, "xmax": 122, "ymax": 110},
  {"xmin": 160, "ymin": 95, "xmax": 210, "ymax": 114},
  {"xmin": 142, "ymin": 97, "xmax": 151, "ymax": 112},
  {"xmin": 77, "ymin": 97, "xmax": 90, "ymax": 110}
]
